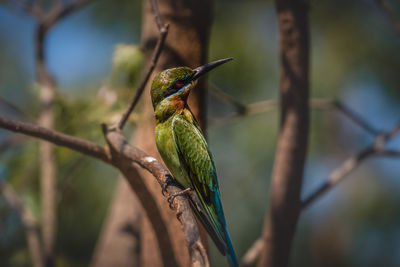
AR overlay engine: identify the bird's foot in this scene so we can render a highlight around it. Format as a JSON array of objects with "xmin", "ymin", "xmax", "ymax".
[
  {"xmin": 167, "ymin": 187, "xmax": 193, "ymax": 208},
  {"xmin": 161, "ymin": 174, "xmax": 182, "ymax": 196}
]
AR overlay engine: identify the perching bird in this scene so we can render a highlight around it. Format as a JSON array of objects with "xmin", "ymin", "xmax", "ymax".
[{"xmin": 150, "ymin": 58, "xmax": 239, "ymax": 267}]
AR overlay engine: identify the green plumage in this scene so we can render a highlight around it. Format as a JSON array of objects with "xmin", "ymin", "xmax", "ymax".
[{"xmin": 151, "ymin": 60, "xmax": 239, "ymax": 267}]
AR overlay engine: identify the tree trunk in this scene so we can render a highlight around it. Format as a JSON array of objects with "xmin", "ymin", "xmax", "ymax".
[
  {"xmin": 90, "ymin": 178, "xmax": 142, "ymax": 267},
  {"xmin": 91, "ymin": 0, "xmax": 212, "ymax": 266},
  {"xmin": 258, "ymin": 0, "xmax": 310, "ymax": 267}
]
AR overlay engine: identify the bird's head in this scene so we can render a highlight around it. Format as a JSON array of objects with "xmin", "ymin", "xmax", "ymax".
[{"xmin": 150, "ymin": 58, "xmax": 233, "ymax": 109}]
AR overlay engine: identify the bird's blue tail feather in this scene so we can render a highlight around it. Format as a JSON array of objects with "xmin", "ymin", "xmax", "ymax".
[{"xmin": 224, "ymin": 225, "xmax": 239, "ymax": 267}]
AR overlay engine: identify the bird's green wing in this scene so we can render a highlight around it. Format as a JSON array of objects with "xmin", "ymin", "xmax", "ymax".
[{"xmin": 172, "ymin": 114, "xmax": 228, "ymax": 254}]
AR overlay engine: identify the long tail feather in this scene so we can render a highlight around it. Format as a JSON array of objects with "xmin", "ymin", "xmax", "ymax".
[{"xmin": 224, "ymin": 226, "xmax": 239, "ymax": 267}]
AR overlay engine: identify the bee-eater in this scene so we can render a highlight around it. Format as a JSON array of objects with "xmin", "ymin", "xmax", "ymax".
[{"xmin": 151, "ymin": 58, "xmax": 239, "ymax": 267}]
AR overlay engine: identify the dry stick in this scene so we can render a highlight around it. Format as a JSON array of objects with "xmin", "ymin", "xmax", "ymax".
[
  {"xmin": 0, "ymin": 115, "xmax": 209, "ymax": 266},
  {"xmin": 376, "ymin": 0, "xmax": 400, "ymax": 36},
  {"xmin": 117, "ymin": 0, "xmax": 169, "ymax": 130},
  {"xmin": 0, "ymin": 180, "xmax": 43, "ymax": 267}
]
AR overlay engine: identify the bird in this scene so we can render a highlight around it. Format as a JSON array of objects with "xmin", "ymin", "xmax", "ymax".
[{"xmin": 150, "ymin": 58, "xmax": 239, "ymax": 267}]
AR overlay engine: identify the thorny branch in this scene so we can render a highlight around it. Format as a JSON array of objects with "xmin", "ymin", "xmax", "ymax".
[{"xmin": 117, "ymin": 0, "xmax": 169, "ymax": 130}]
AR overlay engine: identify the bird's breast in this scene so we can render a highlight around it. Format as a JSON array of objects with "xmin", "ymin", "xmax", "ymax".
[{"xmin": 155, "ymin": 120, "xmax": 191, "ymax": 188}]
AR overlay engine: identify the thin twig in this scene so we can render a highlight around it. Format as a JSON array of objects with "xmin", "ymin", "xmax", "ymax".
[
  {"xmin": 150, "ymin": 0, "xmax": 163, "ymax": 30},
  {"xmin": 302, "ymin": 122, "xmax": 400, "ymax": 209},
  {"xmin": 0, "ymin": 180, "xmax": 43, "ymax": 267},
  {"xmin": 376, "ymin": 0, "xmax": 400, "ymax": 36},
  {"xmin": 0, "ymin": 96, "xmax": 31, "ymax": 120},
  {"xmin": 208, "ymin": 83, "xmax": 247, "ymax": 114},
  {"xmin": 334, "ymin": 101, "xmax": 381, "ymax": 136},
  {"xmin": 117, "ymin": 0, "xmax": 169, "ymax": 130},
  {"xmin": 209, "ymin": 98, "xmax": 332, "ymax": 127},
  {"xmin": 241, "ymin": 238, "xmax": 263, "ymax": 267},
  {"xmin": 0, "ymin": 115, "xmax": 110, "ymax": 163}
]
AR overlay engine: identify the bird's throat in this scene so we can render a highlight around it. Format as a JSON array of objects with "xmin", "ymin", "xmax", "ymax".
[{"xmin": 155, "ymin": 97, "xmax": 186, "ymax": 123}]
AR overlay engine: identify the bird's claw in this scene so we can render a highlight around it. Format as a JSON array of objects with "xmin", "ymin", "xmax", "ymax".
[
  {"xmin": 167, "ymin": 188, "xmax": 193, "ymax": 208},
  {"xmin": 161, "ymin": 174, "xmax": 182, "ymax": 196}
]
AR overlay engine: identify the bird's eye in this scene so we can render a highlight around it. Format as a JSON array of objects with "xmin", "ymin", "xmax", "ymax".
[{"xmin": 163, "ymin": 76, "xmax": 191, "ymax": 97}]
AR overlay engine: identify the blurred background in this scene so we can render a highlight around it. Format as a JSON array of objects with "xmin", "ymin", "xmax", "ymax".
[{"xmin": 1, "ymin": 0, "xmax": 400, "ymax": 266}]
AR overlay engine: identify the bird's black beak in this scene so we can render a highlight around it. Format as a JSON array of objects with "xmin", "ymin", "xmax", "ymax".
[{"xmin": 190, "ymin": 58, "xmax": 233, "ymax": 81}]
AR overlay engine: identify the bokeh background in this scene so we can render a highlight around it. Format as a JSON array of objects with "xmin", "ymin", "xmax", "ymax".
[{"xmin": 1, "ymin": 0, "xmax": 400, "ymax": 266}]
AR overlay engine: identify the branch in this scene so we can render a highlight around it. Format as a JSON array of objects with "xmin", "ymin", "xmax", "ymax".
[
  {"xmin": 0, "ymin": 116, "xmax": 110, "ymax": 163},
  {"xmin": 104, "ymin": 126, "xmax": 209, "ymax": 267},
  {"xmin": 209, "ymin": 82, "xmax": 386, "ymax": 130},
  {"xmin": 209, "ymin": 98, "xmax": 332, "ymax": 126},
  {"xmin": 334, "ymin": 101, "xmax": 381, "ymax": 136},
  {"xmin": 0, "ymin": 180, "xmax": 43, "ymax": 267},
  {"xmin": 241, "ymin": 238, "xmax": 263, "ymax": 267},
  {"xmin": 0, "ymin": 114, "xmax": 209, "ymax": 266},
  {"xmin": 303, "ymin": 122, "xmax": 400, "ymax": 208},
  {"xmin": 0, "ymin": 96, "xmax": 32, "ymax": 120},
  {"xmin": 242, "ymin": 122, "xmax": 400, "ymax": 266},
  {"xmin": 117, "ymin": 0, "xmax": 169, "ymax": 130},
  {"xmin": 376, "ymin": 0, "xmax": 400, "ymax": 36},
  {"xmin": 258, "ymin": 1, "xmax": 310, "ymax": 267}
]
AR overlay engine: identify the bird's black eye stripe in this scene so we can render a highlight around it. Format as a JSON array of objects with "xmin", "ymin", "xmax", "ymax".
[{"xmin": 163, "ymin": 75, "xmax": 192, "ymax": 97}]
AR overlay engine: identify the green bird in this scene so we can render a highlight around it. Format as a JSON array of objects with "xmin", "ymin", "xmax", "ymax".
[{"xmin": 151, "ymin": 58, "xmax": 239, "ymax": 267}]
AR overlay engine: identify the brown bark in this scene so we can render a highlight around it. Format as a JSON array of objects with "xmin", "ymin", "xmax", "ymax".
[
  {"xmin": 93, "ymin": 0, "xmax": 212, "ymax": 266},
  {"xmin": 138, "ymin": 1, "xmax": 212, "ymax": 266},
  {"xmin": 90, "ymin": 178, "xmax": 142, "ymax": 267},
  {"xmin": 258, "ymin": 1, "xmax": 310, "ymax": 267}
]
